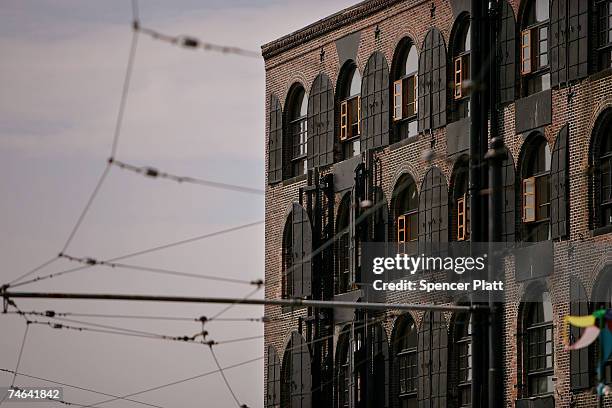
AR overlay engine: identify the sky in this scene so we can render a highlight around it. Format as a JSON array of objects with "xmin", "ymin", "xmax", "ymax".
[{"xmin": 0, "ymin": 1, "xmax": 356, "ymax": 406}]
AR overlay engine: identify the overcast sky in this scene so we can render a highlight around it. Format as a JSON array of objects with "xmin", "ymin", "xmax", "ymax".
[{"xmin": 0, "ymin": 1, "xmax": 356, "ymax": 406}]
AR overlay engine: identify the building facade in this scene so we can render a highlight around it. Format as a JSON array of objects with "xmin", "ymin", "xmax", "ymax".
[{"xmin": 262, "ymin": 0, "xmax": 612, "ymax": 407}]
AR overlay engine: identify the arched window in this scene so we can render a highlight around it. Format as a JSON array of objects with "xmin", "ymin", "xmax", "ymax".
[
  {"xmin": 393, "ymin": 174, "xmax": 419, "ymax": 252},
  {"xmin": 282, "ymin": 203, "xmax": 313, "ymax": 298},
  {"xmin": 287, "ymin": 85, "xmax": 308, "ymax": 177},
  {"xmin": 451, "ymin": 156, "xmax": 470, "ymax": 241},
  {"xmin": 281, "ymin": 332, "xmax": 312, "ymax": 408},
  {"xmin": 335, "ymin": 323, "xmax": 366, "ymax": 408},
  {"xmin": 593, "ymin": 266, "xmax": 612, "ymax": 383},
  {"xmin": 451, "ymin": 15, "xmax": 471, "ymax": 120},
  {"xmin": 336, "ymin": 331, "xmax": 351, "ymax": 408},
  {"xmin": 520, "ymin": 289, "xmax": 554, "ymax": 397},
  {"xmin": 597, "ymin": 0, "xmax": 612, "ymax": 70},
  {"xmin": 338, "ymin": 62, "xmax": 362, "ymax": 159},
  {"xmin": 266, "ymin": 345, "xmax": 281, "ymax": 408},
  {"xmin": 451, "ymin": 312, "xmax": 472, "ymax": 407},
  {"xmin": 392, "ymin": 38, "xmax": 419, "ymax": 141},
  {"xmin": 520, "ymin": 0, "xmax": 550, "ymax": 95},
  {"xmin": 393, "ymin": 314, "xmax": 418, "ymax": 408},
  {"xmin": 520, "ymin": 134, "xmax": 551, "ymax": 242},
  {"xmin": 336, "ymin": 194, "xmax": 352, "ymax": 294},
  {"xmin": 591, "ymin": 109, "xmax": 612, "ymax": 230}
]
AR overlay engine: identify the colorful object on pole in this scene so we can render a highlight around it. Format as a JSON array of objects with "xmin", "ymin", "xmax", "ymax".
[
  {"xmin": 566, "ymin": 325, "xmax": 600, "ymax": 350},
  {"xmin": 598, "ymin": 323, "xmax": 612, "ymax": 375},
  {"xmin": 564, "ymin": 309, "xmax": 612, "ymax": 378},
  {"xmin": 566, "ymin": 315, "xmax": 596, "ymax": 328}
]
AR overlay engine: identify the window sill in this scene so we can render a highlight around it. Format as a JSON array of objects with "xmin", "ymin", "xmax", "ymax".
[
  {"xmin": 593, "ymin": 225, "xmax": 612, "ymax": 237},
  {"xmin": 282, "ymin": 173, "xmax": 307, "ymax": 186}
]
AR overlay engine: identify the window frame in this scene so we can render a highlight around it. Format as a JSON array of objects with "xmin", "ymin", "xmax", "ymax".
[
  {"xmin": 597, "ymin": 0, "xmax": 612, "ymax": 70},
  {"xmin": 396, "ymin": 317, "xmax": 418, "ymax": 407},
  {"xmin": 456, "ymin": 318, "xmax": 472, "ymax": 407},
  {"xmin": 288, "ymin": 87, "xmax": 308, "ymax": 177},
  {"xmin": 520, "ymin": 0, "xmax": 550, "ymax": 96},
  {"xmin": 457, "ymin": 194, "xmax": 468, "ymax": 241},
  {"xmin": 393, "ymin": 75, "xmax": 418, "ymax": 122},
  {"xmin": 524, "ymin": 316, "xmax": 554, "ymax": 396}
]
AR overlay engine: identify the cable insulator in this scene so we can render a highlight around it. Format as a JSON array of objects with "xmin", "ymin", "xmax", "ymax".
[
  {"xmin": 181, "ymin": 37, "xmax": 199, "ymax": 48},
  {"xmin": 145, "ymin": 168, "xmax": 159, "ymax": 178},
  {"xmin": 45, "ymin": 310, "xmax": 56, "ymax": 317}
]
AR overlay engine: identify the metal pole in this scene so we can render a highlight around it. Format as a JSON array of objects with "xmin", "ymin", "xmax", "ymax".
[
  {"xmin": 486, "ymin": 2, "xmax": 504, "ymax": 407},
  {"xmin": 486, "ymin": 137, "xmax": 505, "ymax": 408},
  {"xmin": 1, "ymin": 291, "xmax": 479, "ymax": 313},
  {"xmin": 470, "ymin": 0, "xmax": 488, "ymax": 406}
]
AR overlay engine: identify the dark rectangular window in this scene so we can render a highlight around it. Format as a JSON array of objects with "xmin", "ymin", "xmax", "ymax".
[
  {"xmin": 521, "ymin": 23, "xmax": 551, "ymax": 95},
  {"xmin": 457, "ymin": 195, "xmax": 468, "ymax": 241},
  {"xmin": 291, "ymin": 117, "xmax": 307, "ymax": 176},
  {"xmin": 457, "ymin": 336, "xmax": 472, "ymax": 407},
  {"xmin": 598, "ymin": 1, "xmax": 612, "ymax": 70},
  {"xmin": 526, "ymin": 323, "xmax": 554, "ymax": 396},
  {"xmin": 523, "ymin": 175, "xmax": 550, "ymax": 223},
  {"xmin": 398, "ymin": 347, "xmax": 417, "ymax": 407},
  {"xmin": 394, "ymin": 74, "xmax": 418, "ymax": 121}
]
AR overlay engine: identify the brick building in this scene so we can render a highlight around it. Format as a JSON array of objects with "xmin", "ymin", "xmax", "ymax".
[{"xmin": 261, "ymin": 0, "xmax": 612, "ymax": 407}]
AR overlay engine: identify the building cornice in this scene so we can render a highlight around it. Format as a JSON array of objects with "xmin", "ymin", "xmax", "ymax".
[{"xmin": 261, "ymin": 0, "xmax": 406, "ymax": 60}]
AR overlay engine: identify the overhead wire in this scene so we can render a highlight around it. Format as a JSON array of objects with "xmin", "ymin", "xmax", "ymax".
[
  {"xmin": 79, "ymin": 355, "xmax": 263, "ymax": 408},
  {"xmin": 135, "ymin": 24, "xmax": 261, "ymax": 59},
  {"xmin": 110, "ymin": 158, "xmax": 265, "ymax": 195},
  {"xmin": 208, "ymin": 345, "xmax": 246, "ymax": 408},
  {"xmin": 3, "ymin": 310, "xmax": 271, "ymax": 323},
  {"xmin": 207, "ymin": 286, "xmax": 262, "ymax": 321},
  {"xmin": 58, "ymin": 254, "xmax": 261, "ymax": 286},
  {"xmin": 0, "ymin": 321, "xmax": 30, "ymax": 407},
  {"xmin": 7, "ymin": 220, "xmax": 263, "ymax": 289},
  {"xmin": 6, "ymin": 313, "xmax": 263, "ymax": 348},
  {"xmin": 0, "ymin": 368, "xmax": 166, "ymax": 408},
  {"xmin": 5, "ymin": 0, "xmax": 141, "ymax": 285}
]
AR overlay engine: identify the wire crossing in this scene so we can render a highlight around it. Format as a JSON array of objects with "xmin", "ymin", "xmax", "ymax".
[
  {"xmin": 58, "ymin": 253, "xmax": 263, "ymax": 286},
  {"xmin": 6, "ymin": 220, "xmax": 263, "ymax": 289}
]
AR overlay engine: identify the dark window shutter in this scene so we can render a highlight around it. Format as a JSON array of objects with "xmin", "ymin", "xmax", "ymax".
[
  {"xmin": 550, "ymin": 125, "xmax": 569, "ymax": 240},
  {"xmin": 361, "ymin": 52, "xmax": 390, "ymax": 152},
  {"xmin": 419, "ymin": 312, "xmax": 447, "ymax": 408},
  {"xmin": 567, "ymin": 0, "xmax": 588, "ymax": 81},
  {"xmin": 570, "ymin": 277, "xmax": 590, "ymax": 390},
  {"xmin": 419, "ymin": 28, "xmax": 447, "ymax": 132},
  {"xmin": 501, "ymin": 149, "xmax": 516, "ymax": 243},
  {"xmin": 266, "ymin": 345, "xmax": 281, "ymax": 408},
  {"xmin": 550, "ymin": 0, "xmax": 568, "ymax": 88},
  {"xmin": 419, "ymin": 167, "xmax": 449, "ymax": 248},
  {"xmin": 498, "ymin": 1, "xmax": 516, "ymax": 104},
  {"xmin": 292, "ymin": 203, "xmax": 312, "ymax": 298},
  {"xmin": 368, "ymin": 323, "xmax": 389, "ymax": 408},
  {"xmin": 418, "ymin": 312, "xmax": 432, "ymax": 408},
  {"xmin": 268, "ymin": 95, "xmax": 283, "ymax": 184},
  {"xmin": 307, "ymin": 74, "xmax": 335, "ymax": 168},
  {"xmin": 289, "ymin": 332, "xmax": 312, "ymax": 408}
]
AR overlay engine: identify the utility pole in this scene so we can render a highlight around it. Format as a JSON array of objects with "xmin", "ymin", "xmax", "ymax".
[
  {"xmin": 486, "ymin": 0, "xmax": 504, "ymax": 406},
  {"xmin": 469, "ymin": 0, "xmax": 489, "ymax": 406}
]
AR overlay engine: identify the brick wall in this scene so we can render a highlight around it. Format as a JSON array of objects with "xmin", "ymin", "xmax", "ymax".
[{"xmin": 262, "ymin": 0, "xmax": 612, "ymax": 407}]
